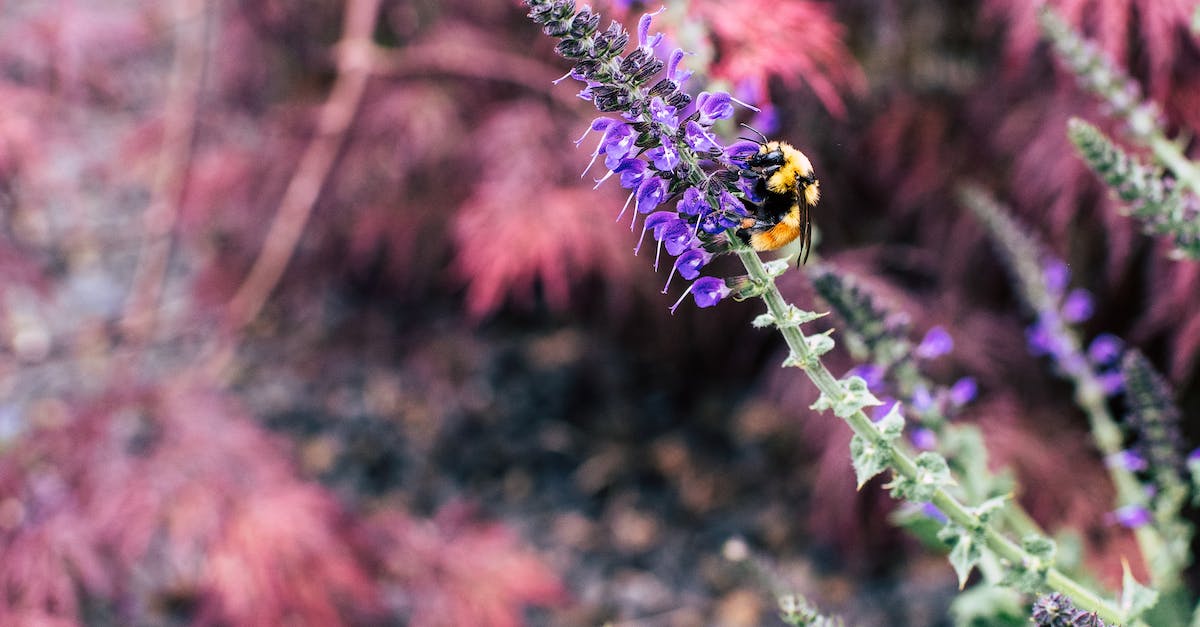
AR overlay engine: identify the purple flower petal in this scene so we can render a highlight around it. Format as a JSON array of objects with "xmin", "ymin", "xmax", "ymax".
[
  {"xmin": 870, "ymin": 398, "xmax": 899, "ymax": 421},
  {"xmin": 915, "ymin": 326, "xmax": 953, "ymax": 359},
  {"xmin": 1097, "ymin": 371, "xmax": 1124, "ymax": 396},
  {"xmin": 848, "ymin": 364, "xmax": 885, "ymax": 392},
  {"xmin": 1042, "ymin": 259, "xmax": 1070, "ymax": 296},
  {"xmin": 600, "ymin": 123, "xmax": 637, "ymax": 169},
  {"xmin": 1025, "ymin": 322, "xmax": 1058, "ymax": 357},
  {"xmin": 637, "ymin": 9, "xmax": 665, "ymax": 50},
  {"xmin": 662, "ymin": 222, "xmax": 694, "ymax": 256},
  {"xmin": 922, "ymin": 503, "xmax": 948, "ymax": 523},
  {"xmin": 646, "ymin": 137, "xmax": 681, "ymax": 171},
  {"xmin": 613, "ymin": 158, "xmax": 647, "ymax": 189},
  {"xmin": 1087, "ymin": 334, "xmax": 1124, "ymax": 365},
  {"xmin": 1106, "ymin": 450, "xmax": 1148, "ymax": 472},
  {"xmin": 911, "ymin": 384, "xmax": 934, "ymax": 412},
  {"xmin": 1110, "ymin": 504, "xmax": 1151, "ymax": 529},
  {"xmin": 676, "ymin": 187, "xmax": 708, "ymax": 216},
  {"xmin": 648, "ymin": 97, "xmax": 678, "ymax": 128},
  {"xmin": 635, "ymin": 176, "xmax": 669, "ymax": 214},
  {"xmin": 948, "ymin": 377, "xmax": 978, "ymax": 406},
  {"xmin": 696, "ymin": 91, "xmax": 735, "ymax": 125},
  {"xmin": 1062, "ymin": 288, "xmax": 1094, "ymax": 323},
  {"xmin": 910, "ymin": 427, "xmax": 938, "ymax": 451},
  {"xmin": 674, "ymin": 248, "xmax": 712, "ymax": 280},
  {"xmin": 684, "ymin": 120, "xmax": 722, "ymax": 153}
]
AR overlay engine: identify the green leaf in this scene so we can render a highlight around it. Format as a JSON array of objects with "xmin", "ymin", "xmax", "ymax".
[
  {"xmin": 1120, "ymin": 560, "xmax": 1160, "ymax": 621},
  {"xmin": 849, "ymin": 433, "xmax": 890, "ymax": 489},
  {"xmin": 834, "ymin": 375, "xmax": 882, "ymax": 418},
  {"xmin": 948, "ymin": 584, "xmax": 1026, "ymax": 627},
  {"xmin": 806, "ymin": 330, "xmax": 835, "ymax": 358},
  {"xmin": 948, "ymin": 533, "xmax": 980, "ymax": 589}
]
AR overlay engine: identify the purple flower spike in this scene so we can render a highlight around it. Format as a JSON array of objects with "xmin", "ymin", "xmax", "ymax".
[
  {"xmin": 1042, "ymin": 259, "xmax": 1070, "ymax": 295},
  {"xmin": 1110, "ymin": 504, "xmax": 1151, "ymax": 529},
  {"xmin": 1189, "ymin": 448, "xmax": 1200, "ymax": 465},
  {"xmin": 915, "ymin": 326, "xmax": 953, "ymax": 359},
  {"xmin": 1062, "ymin": 288, "xmax": 1094, "ymax": 323},
  {"xmin": 1106, "ymin": 450, "xmax": 1148, "ymax": 472},
  {"xmin": 1087, "ymin": 334, "xmax": 1123, "ymax": 365},
  {"xmin": 948, "ymin": 377, "xmax": 978, "ymax": 406}
]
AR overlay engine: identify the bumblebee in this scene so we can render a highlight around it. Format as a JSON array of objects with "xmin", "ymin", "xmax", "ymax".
[{"xmin": 737, "ymin": 134, "xmax": 820, "ymax": 264}]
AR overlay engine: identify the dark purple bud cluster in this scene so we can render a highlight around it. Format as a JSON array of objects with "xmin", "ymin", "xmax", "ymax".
[
  {"xmin": 1121, "ymin": 350, "xmax": 1188, "ymax": 485},
  {"xmin": 1031, "ymin": 593, "xmax": 1108, "ymax": 627},
  {"xmin": 526, "ymin": 0, "xmax": 764, "ymax": 311},
  {"xmin": 810, "ymin": 266, "xmax": 978, "ymax": 448}
]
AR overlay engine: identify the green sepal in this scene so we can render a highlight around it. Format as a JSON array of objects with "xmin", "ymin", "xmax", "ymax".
[
  {"xmin": 948, "ymin": 584, "xmax": 1026, "ymax": 627},
  {"xmin": 876, "ymin": 402, "xmax": 905, "ymax": 440},
  {"xmin": 727, "ymin": 275, "xmax": 768, "ymax": 301},
  {"xmin": 938, "ymin": 523, "xmax": 982, "ymax": 590}
]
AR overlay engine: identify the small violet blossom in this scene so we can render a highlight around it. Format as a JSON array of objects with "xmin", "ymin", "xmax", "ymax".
[
  {"xmin": 1109, "ymin": 504, "xmax": 1152, "ymax": 529},
  {"xmin": 915, "ymin": 326, "xmax": 953, "ymax": 359}
]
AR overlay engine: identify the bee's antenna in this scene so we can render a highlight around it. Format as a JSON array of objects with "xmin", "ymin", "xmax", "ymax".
[{"xmin": 739, "ymin": 123, "xmax": 768, "ymax": 144}]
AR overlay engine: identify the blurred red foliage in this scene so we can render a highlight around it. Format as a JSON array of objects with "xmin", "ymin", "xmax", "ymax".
[{"xmin": 2, "ymin": 0, "xmax": 1198, "ymax": 621}]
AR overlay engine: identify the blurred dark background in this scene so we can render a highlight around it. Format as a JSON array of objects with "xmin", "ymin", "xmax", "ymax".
[{"xmin": 0, "ymin": 0, "xmax": 1197, "ymax": 625}]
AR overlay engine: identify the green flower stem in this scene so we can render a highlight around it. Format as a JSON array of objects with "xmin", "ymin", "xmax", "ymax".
[
  {"xmin": 734, "ymin": 246, "xmax": 1130, "ymax": 625},
  {"xmin": 962, "ymin": 184, "xmax": 1177, "ymax": 590}
]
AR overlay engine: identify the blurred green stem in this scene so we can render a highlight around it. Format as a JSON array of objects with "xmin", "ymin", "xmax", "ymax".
[{"xmin": 734, "ymin": 246, "xmax": 1133, "ymax": 626}]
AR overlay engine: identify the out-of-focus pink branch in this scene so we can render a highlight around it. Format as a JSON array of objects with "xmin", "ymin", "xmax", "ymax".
[
  {"xmin": 211, "ymin": 0, "xmax": 380, "ymax": 371},
  {"xmin": 374, "ymin": 32, "xmax": 580, "ymax": 107},
  {"xmin": 120, "ymin": 0, "xmax": 209, "ymax": 343}
]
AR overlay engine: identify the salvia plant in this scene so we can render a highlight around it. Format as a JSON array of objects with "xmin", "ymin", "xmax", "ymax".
[
  {"xmin": 1039, "ymin": 6, "xmax": 1200, "ymax": 260},
  {"xmin": 525, "ymin": 1, "xmax": 1196, "ymax": 625}
]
